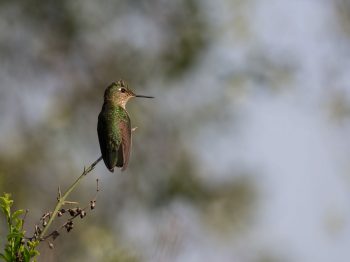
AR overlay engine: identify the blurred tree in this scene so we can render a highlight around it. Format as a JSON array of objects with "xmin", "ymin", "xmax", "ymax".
[{"xmin": 0, "ymin": 0, "xmax": 260, "ymax": 261}]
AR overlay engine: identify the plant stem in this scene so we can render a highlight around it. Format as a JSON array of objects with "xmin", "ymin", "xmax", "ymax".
[{"xmin": 39, "ymin": 156, "xmax": 103, "ymax": 239}]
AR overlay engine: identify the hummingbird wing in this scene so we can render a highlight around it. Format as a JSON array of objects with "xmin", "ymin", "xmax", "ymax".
[
  {"xmin": 116, "ymin": 118, "xmax": 131, "ymax": 171},
  {"xmin": 97, "ymin": 110, "xmax": 120, "ymax": 172}
]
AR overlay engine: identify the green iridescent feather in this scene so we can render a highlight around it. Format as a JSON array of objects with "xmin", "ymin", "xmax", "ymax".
[{"xmin": 97, "ymin": 103, "xmax": 131, "ymax": 172}]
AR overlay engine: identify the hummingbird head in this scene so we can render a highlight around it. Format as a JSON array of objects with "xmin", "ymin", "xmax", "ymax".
[{"xmin": 104, "ymin": 80, "xmax": 154, "ymax": 108}]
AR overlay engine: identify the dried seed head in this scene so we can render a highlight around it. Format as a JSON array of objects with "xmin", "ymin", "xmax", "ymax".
[
  {"xmin": 52, "ymin": 230, "xmax": 60, "ymax": 240},
  {"xmin": 35, "ymin": 225, "xmax": 42, "ymax": 234},
  {"xmin": 90, "ymin": 200, "xmax": 96, "ymax": 210},
  {"xmin": 60, "ymin": 208, "xmax": 66, "ymax": 214},
  {"xmin": 49, "ymin": 242, "xmax": 54, "ymax": 249},
  {"xmin": 65, "ymin": 220, "xmax": 74, "ymax": 232},
  {"xmin": 42, "ymin": 220, "xmax": 47, "ymax": 227},
  {"xmin": 80, "ymin": 210, "xmax": 86, "ymax": 218},
  {"xmin": 58, "ymin": 211, "xmax": 63, "ymax": 217},
  {"xmin": 67, "ymin": 225, "xmax": 74, "ymax": 232},
  {"xmin": 68, "ymin": 209, "xmax": 76, "ymax": 216}
]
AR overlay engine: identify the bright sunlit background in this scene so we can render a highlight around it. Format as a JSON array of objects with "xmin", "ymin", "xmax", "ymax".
[{"xmin": 1, "ymin": 0, "xmax": 350, "ymax": 261}]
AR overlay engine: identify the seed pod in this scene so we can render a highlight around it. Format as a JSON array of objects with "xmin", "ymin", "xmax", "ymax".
[
  {"xmin": 35, "ymin": 225, "xmax": 42, "ymax": 234},
  {"xmin": 52, "ymin": 230, "xmax": 60, "ymax": 240},
  {"xmin": 90, "ymin": 200, "xmax": 96, "ymax": 210},
  {"xmin": 80, "ymin": 210, "xmax": 86, "ymax": 218},
  {"xmin": 67, "ymin": 224, "xmax": 74, "ymax": 232},
  {"xmin": 68, "ymin": 209, "xmax": 76, "ymax": 216}
]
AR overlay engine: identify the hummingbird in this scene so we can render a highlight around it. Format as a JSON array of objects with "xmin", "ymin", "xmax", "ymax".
[{"xmin": 97, "ymin": 80, "xmax": 153, "ymax": 172}]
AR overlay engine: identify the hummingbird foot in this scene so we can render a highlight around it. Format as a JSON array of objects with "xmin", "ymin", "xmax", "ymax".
[
  {"xmin": 131, "ymin": 126, "xmax": 138, "ymax": 132},
  {"xmin": 109, "ymin": 168, "xmax": 114, "ymax": 173}
]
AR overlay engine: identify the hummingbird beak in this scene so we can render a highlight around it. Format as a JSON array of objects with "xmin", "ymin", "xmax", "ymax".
[{"xmin": 135, "ymin": 94, "xmax": 154, "ymax": 98}]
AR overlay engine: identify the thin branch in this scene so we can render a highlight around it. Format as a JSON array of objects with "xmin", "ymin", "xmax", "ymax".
[{"xmin": 39, "ymin": 156, "xmax": 103, "ymax": 239}]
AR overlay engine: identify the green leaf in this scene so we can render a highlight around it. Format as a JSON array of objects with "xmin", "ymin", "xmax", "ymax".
[
  {"xmin": 13, "ymin": 217, "xmax": 23, "ymax": 229},
  {"xmin": 0, "ymin": 194, "xmax": 40, "ymax": 262},
  {"xmin": 12, "ymin": 209, "xmax": 25, "ymax": 220},
  {"xmin": 0, "ymin": 194, "xmax": 13, "ymax": 220},
  {"xmin": 7, "ymin": 232, "xmax": 23, "ymax": 240},
  {"xmin": 3, "ymin": 249, "xmax": 13, "ymax": 262},
  {"xmin": 0, "ymin": 253, "xmax": 9, "ymax": 261}
]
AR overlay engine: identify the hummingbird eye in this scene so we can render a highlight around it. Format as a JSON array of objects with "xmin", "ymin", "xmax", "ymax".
[{"xmin": 119, "ymin": 88, "xmax": 126, "ymax": 93}]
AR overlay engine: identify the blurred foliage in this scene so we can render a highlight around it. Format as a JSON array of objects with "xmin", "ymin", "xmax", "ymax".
[
  {"xmin": 335, "ymin": 0, "xmax": 350, "ymax": 37},
  {"xmin": 0, "ymin": 194, "xmax": 39, "ymax": 262},
  {"xmin": 228, "ymin": 51, "xmax": 296, "ymax": 95},
  {"xmin": 203, "ymin": 176, "xmax": 256, "ymax": 234},
  {"xmin": 154, "ymin": 155, "xmax": 256, "ymax": 234},
  {"xmin": 0, "ymin": 0, "xmax": 301, "ymax": 261},
  {"xmin": 327, "ymin": 89, "xmax": 350, "ymax": 123},
  {"xmin": 160, "ymin": 0, "xmax": 207, "ymax": 76}
]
